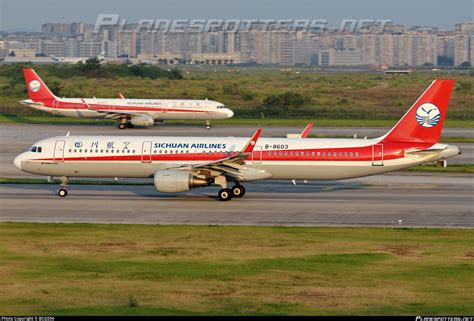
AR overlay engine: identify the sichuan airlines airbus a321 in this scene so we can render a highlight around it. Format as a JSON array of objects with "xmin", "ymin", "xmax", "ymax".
[
  {"xmin": 20, "ymin": 68, "xmax": 234, "ymax": 129},
  {"xmin": 14, "ymin": 80, "xmax": 460, "ymax": 201}
]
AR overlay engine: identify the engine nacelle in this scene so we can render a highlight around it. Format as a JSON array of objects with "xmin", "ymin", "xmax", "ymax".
[
  {"xmin": 154, "ymin": 170, "xmax": 208, "ymax": 193},
  {"xmin": 130, "ymin": 114, "xmax": 155, "ymax": 127}
]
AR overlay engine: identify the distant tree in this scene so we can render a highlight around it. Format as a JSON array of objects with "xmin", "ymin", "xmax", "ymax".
[
  {"xmin": 261, "ymin": 91, "xmax": 308, "ymax": 116},
  {"xmin": 86, "ymin": 57, "xmax": 101, "ymax": 70},
  {"xmin": 44, "ymin": 78, "xmax": 63, "ymax": 96},
  {"xmin": 169, "ymin": 68, "xmax": 183, "ymax": 79},
  {"xmin": 241, "ymin": 91, "xmax": 256, "ymax": 101},
  {"xmin": 77, "ymin": 57, "xmax": 102, "ymax": 76}
]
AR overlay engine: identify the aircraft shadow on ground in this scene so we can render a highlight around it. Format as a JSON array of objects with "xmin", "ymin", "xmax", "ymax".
[{"xmin": 1, "ymin": 180, "xmax": 370, "ymax": 200}]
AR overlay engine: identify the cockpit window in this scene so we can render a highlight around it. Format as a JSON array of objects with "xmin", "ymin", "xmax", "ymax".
[
  {"xmin": 216, "ymin": 105, "xmax": 226, "ymax": 109},
  {"xmin": 37, "ymin": 147, "xmax": 42, "ymax": 153},
  {"xmin": 30, "ymin": 146, "xmax": 42, "ymax": 153},
  {"xmin": 30, "ymin": 146, "xmax": 37, "ymax": 152}
]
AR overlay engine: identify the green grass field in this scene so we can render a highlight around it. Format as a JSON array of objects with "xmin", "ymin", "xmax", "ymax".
[
  {"xmin": 1, "ymin": 65, "xmax": 473, "ymax": 121},
  {"xmin": 403, "ymin": 164, "xmax": 474, "ymax": 173},
  {"xmin": 0, "ymin": 223, "xmax": 472, "ymax": 316},
  {"xmin": 0, "ymin": 115, "xmax": 473, "ymax": 128}
]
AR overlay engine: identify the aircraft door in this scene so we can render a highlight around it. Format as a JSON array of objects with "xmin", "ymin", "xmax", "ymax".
[
  {"xmin": 372, "ymin": 144, "xmax": 384, "ymax": 166},
  {"xmin": 141, "ymin": 141, "xmax": 152, "ymax": 163},
  {"xmin": 53, "ymin": 140, "xmax": 65, "ymax": 161},
  {"xmin": 252, "ymin": 146, "xmax": 262, "ymax": 164}
]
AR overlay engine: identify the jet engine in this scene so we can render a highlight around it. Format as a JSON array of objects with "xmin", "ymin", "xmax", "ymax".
[
  {"xmin": 154, "ymin": 170, "xmax": 208, "ymax": 193},
  {"xmin": 130, "ymin": 114, "xmax": 155, "ymax": 127}
]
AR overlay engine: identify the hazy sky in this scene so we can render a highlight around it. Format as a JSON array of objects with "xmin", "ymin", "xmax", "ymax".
[{"xmin": 0, "ymin": 0, "xmax": 472, "ymax": 32}]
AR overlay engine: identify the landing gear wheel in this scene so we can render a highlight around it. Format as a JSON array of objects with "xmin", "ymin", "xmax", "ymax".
[
  {"xmin": 58, "ymin": 188, "xmax": 68, "ymax": 197},
  {"xmin": 205, "ymin": 120, "xmax": 211, "ymax": 130},
  {"xmin": 231, "ymin": 185, "xmax": 245, "ymax": 198},
  {"xmin": 118, "ymin": 123, "xmax": 126, "ymax": 129},
  {"xmin": 218, "ymin": 188, "xmax": 233, "ymax": 201}
]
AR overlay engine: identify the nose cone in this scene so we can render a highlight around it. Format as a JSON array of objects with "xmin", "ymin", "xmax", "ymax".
[
  {"xmin": 225, "ymin": 108, "xmax": 234, "ymax": 118},
  {"xmin": 14, "ymin": 152, "xmax": 26, "ymax": 170}
]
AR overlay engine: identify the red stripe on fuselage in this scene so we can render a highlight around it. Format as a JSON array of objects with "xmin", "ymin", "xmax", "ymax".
[
  {"xmin": 31, "ymin": 142, "xmax": 431, "ymax": 162},
  {"xmin": 38, "ymin": 99, "xmax": 208, "ymax": 113}
]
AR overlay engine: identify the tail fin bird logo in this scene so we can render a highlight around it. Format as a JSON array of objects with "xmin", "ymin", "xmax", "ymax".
[
  {"xmin": 29, "ymin": 80, "xmax": 41, "ymax": 92},
  {"xmin": 415, "ymin": 103, "xmax": 440, "ymax": 128}
]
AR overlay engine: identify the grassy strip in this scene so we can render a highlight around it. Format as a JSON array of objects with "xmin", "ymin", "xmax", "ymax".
[
  {"xmin": 1, "ymin": 114, "xmax": 473, "ymax": 128},
  {"xmin": 402, "ymin": 164, "xmax": 474, "ymax": 173},
  {"xmin": 0, "ymin": 223, "xmax": 472, "ymax": 315},
  {"xmin": 439, "ymin": 137, "xmax": 474, "ymax": 143}
]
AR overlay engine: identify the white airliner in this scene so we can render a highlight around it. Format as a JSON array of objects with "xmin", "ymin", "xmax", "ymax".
[
  {"xmin": 20, "ymin": 68, "xmax": 234, "ymax": 129},
  {"xmin": 14, "ymin": 80, "xmax": 460, "ymax": 201},
  {"xmin": 51, "ymin": 51, "xmax": 106, "ymax": 64}
]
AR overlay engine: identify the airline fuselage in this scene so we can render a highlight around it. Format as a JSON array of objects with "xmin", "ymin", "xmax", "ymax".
[
  {"xmin": 14, "ymin": 135, "xmax": 460, "ymax": 181},
  {"xmin": 20, "ymin": 98, "xmax": 234, "ymax": 121}
]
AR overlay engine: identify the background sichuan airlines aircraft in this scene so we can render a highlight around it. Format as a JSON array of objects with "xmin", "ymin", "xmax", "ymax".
[
  {"xmin": 20, "ymin": 68, "xmax": 234, "ymax": 129},
  {"xmin": 14, "ymin": 80, "xmax": 460, "ymax": 201}
]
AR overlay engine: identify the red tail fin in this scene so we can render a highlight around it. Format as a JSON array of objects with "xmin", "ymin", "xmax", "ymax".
[
  {"xmin": 382, "ymin": 80, "xmax": 454, "ymax": 144},
  {"xmin": 23, "ymin": 68, "xmax": 57, "ymax": 102}
]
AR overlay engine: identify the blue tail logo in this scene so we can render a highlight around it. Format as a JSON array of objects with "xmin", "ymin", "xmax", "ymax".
[{"xmin": 415, "ymin": 103, "xmax": 440, "ymax": 128}]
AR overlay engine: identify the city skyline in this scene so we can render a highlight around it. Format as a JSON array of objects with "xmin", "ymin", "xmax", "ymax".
[
  {"xmin": 1, "ymin": 0, "xmax": 473, "ymax": 32},
  {"xmin": 2, "ymin": 20, "xmax": 473, "ymax": 67}
]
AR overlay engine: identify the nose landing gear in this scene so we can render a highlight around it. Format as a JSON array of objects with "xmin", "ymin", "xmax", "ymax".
[{"xmin": 57, "ymin": 176, "xmax": 69, "ymax": 197}]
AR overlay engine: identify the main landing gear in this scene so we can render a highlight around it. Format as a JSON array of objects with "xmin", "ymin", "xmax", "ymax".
[
  {"xmin": 205, "ymin": 120, "xmax": 211, "ymax": 130},
  {"xmin": 118, "ymin": 119, "xmax": 134, "ymax": 129},
  {"xmin": 218, "ymin": 184, "xmax": 246, "ymax": 201},
  {"xmin": 57, "ymin": 176, "xmax": 69, "ymax": 197}
]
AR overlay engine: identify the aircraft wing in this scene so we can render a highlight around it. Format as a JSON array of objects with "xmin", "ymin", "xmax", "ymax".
[
  {"xmin": 100, "ymin": 111, "xmax": 140, "ymax": 119},
  {"xmin": 80, "ymin": 98, "xmax": 140, "ymax": 119},
  {"xmin": 405, "ymin": 147, "xmax": 447, "ymax": 157},
  {"xmin": 19, "ymin": 99, "xmax": 44, "ymax": 107},
  {"xmin": 175, "ymin": 129, "xmax": 272, "ymax": 181},
  {"xmin": 192, "ymin": 129, "xmax": 262, "ymax": 167},
  {"xmin": 405, "ymin": 147, "xmax": 447, "ymax": 156}
]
